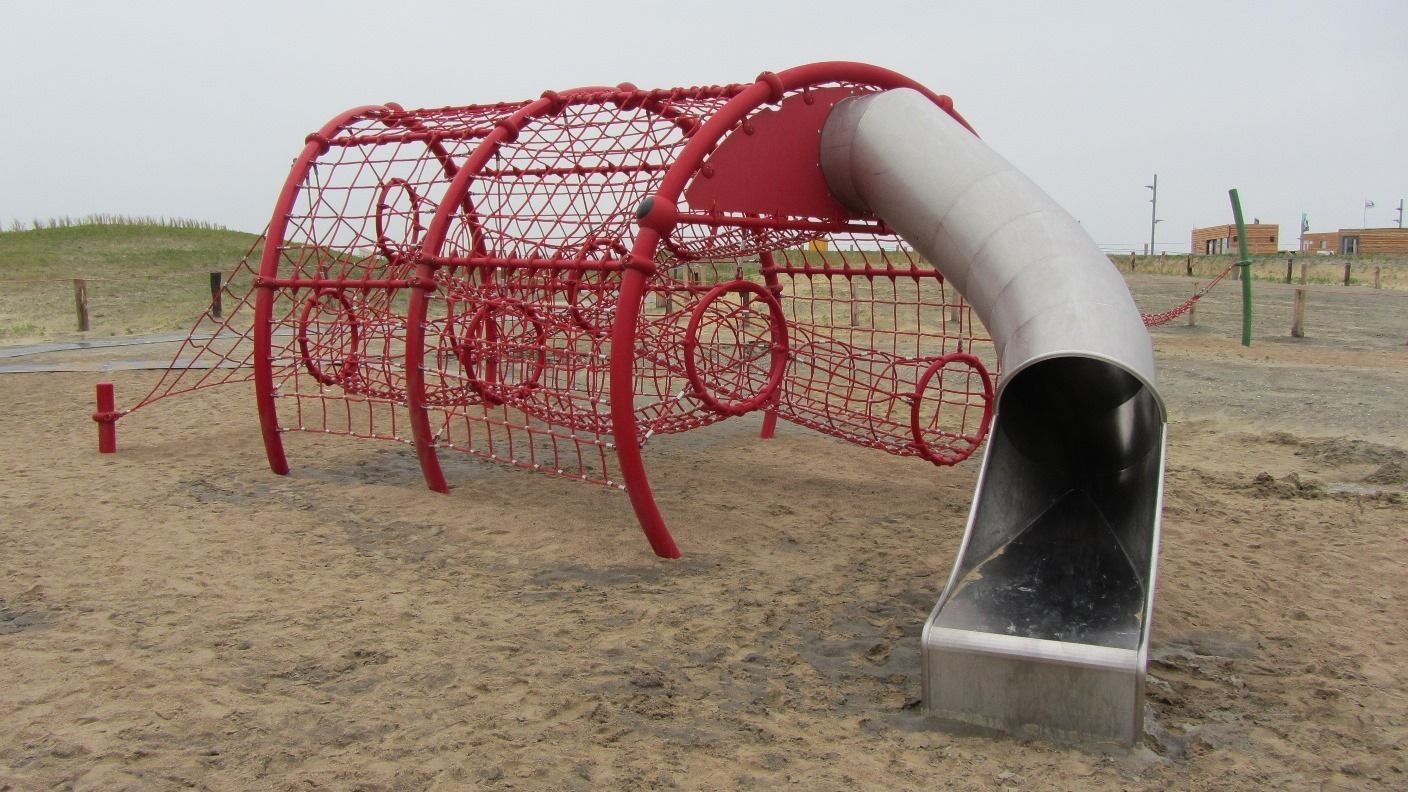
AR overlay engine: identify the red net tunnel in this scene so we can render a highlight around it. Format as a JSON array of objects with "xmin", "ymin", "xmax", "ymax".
[{"xmin": 246, "ymin": 62, "xmax": 996, "ymax": 558}]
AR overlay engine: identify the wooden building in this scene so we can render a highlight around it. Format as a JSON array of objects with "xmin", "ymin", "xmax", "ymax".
[
  {"xmin": 1191, "ymin": 223, "xmax": 1280, "ymax": 255},
  {"xmin": 1300, "ymin": 231, "xmax": 1338, "ymax": 253},
  {"xmin": 1300, "ymin": 227, "xmax": 1408, "ymax": 255}
]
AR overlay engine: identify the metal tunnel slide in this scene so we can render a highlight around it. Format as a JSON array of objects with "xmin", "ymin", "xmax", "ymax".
[{"xmin": 821, "ymin": 89, "xmax": 1168, "ymax": 744}]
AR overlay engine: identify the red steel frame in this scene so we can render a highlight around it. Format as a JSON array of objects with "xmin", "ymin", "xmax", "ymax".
[
  {"xmin": 608, "ymin": 63, "xmax": 978, "ymax": 556},
  {"xmin": 108, "ymin": 62, "xmax": 999, "ymax": 559}
]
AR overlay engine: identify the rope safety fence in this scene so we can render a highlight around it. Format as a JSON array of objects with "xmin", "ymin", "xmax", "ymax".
[{"xmin": 1138, "ymin": 260, "xmax": 1239, "ymax": 327}]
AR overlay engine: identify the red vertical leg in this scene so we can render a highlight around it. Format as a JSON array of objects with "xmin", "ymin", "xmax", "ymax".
[
  {"xmin": 406, "ymin": 266, "xmax": 449, "ymax": 493},
  {"xmin": 94, "ymin": 381, "xmax": 117, "ymax": 453},
  {"xmin": 610, "ymin": 262, "xmax": 681, "ymax": 559},
  {"xmin": 252, "ymin": 283, "xmax": 290, "ymax": 475},
  {"xmin": 759, "ymin": 400, "xmax": 780, "ymax": 439},
  {"xmin": 758, "ymin": 249, "xmax": 783, "ymax": 439}
]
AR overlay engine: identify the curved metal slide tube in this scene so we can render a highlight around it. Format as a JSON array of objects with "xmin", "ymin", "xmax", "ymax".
[{"xmin": 821, "ymin": 88, "xmax": 1167, "ymax": 745}]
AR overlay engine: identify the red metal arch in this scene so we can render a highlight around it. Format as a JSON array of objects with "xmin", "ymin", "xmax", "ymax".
[
  {"xmin": 614, "ymin": 63, "xmax": 974, "ymax": 557},
  {"xmin": 253, "ymin": 101, "xmax": 523, "ymax": 477},
  {"xmin": 407, "ymin": 91, "xmax": 563, "ymax": 493},
  {"xmin": 253, "ymin": 104, "xmax": 393, "ymax": 476}
]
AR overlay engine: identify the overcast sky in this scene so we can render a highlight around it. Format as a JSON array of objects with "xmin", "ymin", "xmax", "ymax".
[{"xmin": 3, "ymin": 0, "xmax": 1404, "ymax": 253}]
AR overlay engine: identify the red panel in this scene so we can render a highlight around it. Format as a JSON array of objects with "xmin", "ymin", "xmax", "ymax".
[{"xmin": 685, "ymin": 87, "xmax": 867, "ymax": 222}]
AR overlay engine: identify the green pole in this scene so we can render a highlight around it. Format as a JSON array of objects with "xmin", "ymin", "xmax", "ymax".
[{"xmin": 1228, "ymin": 188, "xmax": 1253, "ymax": 347}]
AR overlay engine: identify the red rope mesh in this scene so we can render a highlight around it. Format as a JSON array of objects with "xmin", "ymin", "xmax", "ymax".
[
  {"xmin": 264, "ymin": 103, "xmax": 526, "ymax": 446},
  {"xmin": 119, "ymin": 233, "xmax": 267, "ymax": 416},
  {"xmin": 118, "ymin": 80, "xmax": 998, "ymax": 491},
  {"xmin": 629, "ymin": 82, "xmax": 996, "ymax": 465},
  {"xmin": 759, "ymin": 239, "xmax": 994, "ymax": 464},
  {"xmin": 417, "ymin": 87, "xmax": 750, "ymax": 487}
]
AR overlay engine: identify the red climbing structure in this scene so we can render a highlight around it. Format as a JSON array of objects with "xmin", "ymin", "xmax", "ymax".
[{"xmin": 101, "ymin": 62, "xmax": 998, "ymax": 558}]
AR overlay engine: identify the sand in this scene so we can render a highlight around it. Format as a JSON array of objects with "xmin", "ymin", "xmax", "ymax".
[{"xmin": 1, "ymin": 274, "xmax": 1405, "ymax": 790}]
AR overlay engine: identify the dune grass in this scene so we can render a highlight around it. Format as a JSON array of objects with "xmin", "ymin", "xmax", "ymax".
[{"xmin": 0, "ymin": 223, "xmax": 263, "ymax": 340}]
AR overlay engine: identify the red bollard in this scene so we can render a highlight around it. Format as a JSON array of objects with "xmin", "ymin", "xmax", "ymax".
[{"xmin": 94, "ymin": 381, "xmax": 118, "ymax": 453}]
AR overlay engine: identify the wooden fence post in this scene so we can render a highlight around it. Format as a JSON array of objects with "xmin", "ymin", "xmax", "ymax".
[
  {"xmin": 73, "ymin": 278, "xmax": 90, "ymax": 331},
  {"xmin": 1299, "ymin": 261, "xmax": 1308, "ymax": 285},
  {"xmin": 209, "ymin": 271, "xmax": 223, "ymax": 318},
  {"xmin": 1373, "ymin": 266, "xmax": 1381, "ymax": 289},
  {"xmin": 1343, "ymin": 262, "xmax": 1351, "ymax": 286},
  {"xmin": 1187, "ymin": 283, "xmax": 1198, "ymax": 327},
  {"xmin": 1185, "ymin": 254, "xmax": 1193, "ymax": 276},
  {"xmin": 1285, "ymin": 257, "xmax": 1293, "ymax": 283},
  {"xmin": 1291, "ymin": 288, "xmax": 1307, "ymax": 338}
]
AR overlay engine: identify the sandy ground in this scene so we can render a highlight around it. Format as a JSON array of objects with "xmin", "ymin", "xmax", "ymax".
[{"xmin": 1, "ymin": 274, "xmax": 1406, "ymax": 790}]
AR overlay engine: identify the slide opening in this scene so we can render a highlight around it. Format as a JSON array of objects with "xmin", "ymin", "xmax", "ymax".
[{"xmin": 936, "ymin": 356, "xmax": 1164, "ymax": 651}]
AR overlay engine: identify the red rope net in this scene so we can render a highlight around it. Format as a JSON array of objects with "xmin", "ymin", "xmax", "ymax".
[
  {"xmin": 117, "ymin": 76, "xmax": 998, "ymax": 507},
  {"xmin": 761, "ymin": 239, "xmax": 993, "ymax": 465},
  {"xmin": 119, "ymin": 234, "xmax": 266, "ymax": 413}
]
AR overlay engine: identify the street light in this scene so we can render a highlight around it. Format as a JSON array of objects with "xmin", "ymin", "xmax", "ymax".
[{"xmin": 1145, "ymin": 174, "xmax": 1162, "ymax": 255}]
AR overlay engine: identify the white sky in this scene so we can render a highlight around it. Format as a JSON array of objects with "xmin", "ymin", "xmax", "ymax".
[{"xmin": 2, "ymin": 0, "xmax": 1404, "ymax": 253}]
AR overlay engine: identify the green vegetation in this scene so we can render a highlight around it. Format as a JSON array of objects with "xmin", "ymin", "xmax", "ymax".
[
  {"xmin": 5, "ymin": 214, "xmax": 228, "ymax": 233},
  {"xmin": 0, "ymin": 223, "xmax": 263, "ymax": 340}
]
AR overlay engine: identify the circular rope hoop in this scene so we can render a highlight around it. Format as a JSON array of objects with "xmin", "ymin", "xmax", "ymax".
[
  {"xmin": 909, "ymin": 351, "xmax": 994, "ymax": 465},
  {"xmin": 684, "ymin": 279, "xmax": 789, "ymax": 416},
  {"xmin": 563, "ymin": 236, "xmax": 627, "ymax": 338},
  {"xmin": 374, "ymin": 178, "xmax": 425, "ymax": 262},
  {"xmin": 456, "ymin": 299, "xmax": 549, "ymax": 405},
  {"xmin": 296, "ymin": 288, "xmax": 361, "ymax": 387}
]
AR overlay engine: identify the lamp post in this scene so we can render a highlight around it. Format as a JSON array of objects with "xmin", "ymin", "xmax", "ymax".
[{"xmin": 1145, "ymin": 174, "xmax": 1162, "ymax": 255}]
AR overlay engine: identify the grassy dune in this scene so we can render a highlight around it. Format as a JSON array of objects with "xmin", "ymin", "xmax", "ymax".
[{"xmin": 0, "ymin": 224, "xmax": 263, "ymax": 340}]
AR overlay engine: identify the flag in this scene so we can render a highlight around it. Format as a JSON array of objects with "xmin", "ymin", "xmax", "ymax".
[
  {"xmin": 1301, "ymin": 213, "xmax": 1309, "ymax": 233},
  {"xmin": 1365, "ymin": 200, "xmax": 1376, "ymax": 208}
]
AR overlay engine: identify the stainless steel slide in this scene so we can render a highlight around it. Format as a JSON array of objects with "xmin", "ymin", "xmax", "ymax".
[{"xmin": 821, "ymin": 89, "xmax": 1168, "ymax": 745}]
